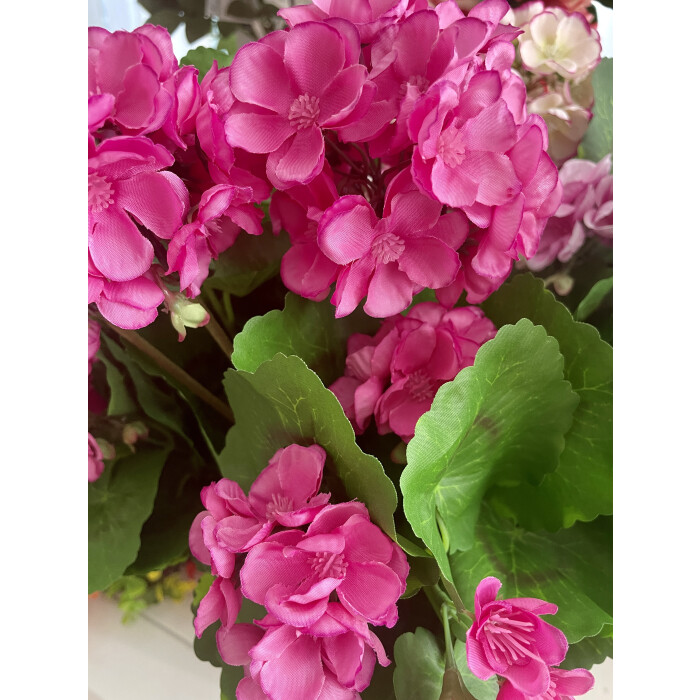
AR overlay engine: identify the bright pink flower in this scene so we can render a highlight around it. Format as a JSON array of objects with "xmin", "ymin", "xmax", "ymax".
[
  {"xmin": 318, "ymin": 178, "xmax": 468, "ymax": 317},
  {"xmin": 193, "ymin": 574, "xmax": 242, "ymax": 641},
  {"xmin": 271, "ymin": 167, "xmax": 341, "ymax": 301},
  {"xmin": 527, "ymin": 154, "xmax": 612, "ymax": 271},
  {"xmin": 88, "ymin": 25, "xmax": 179, "ymax": 136},
  {"xmin": 88, "ymin": 432, "xmax": 104, "ymax": 482},
  {"xmin": 88, "ymin": 135, "xmax": 188, "ymax": 283},
  {"xmin": 88, "ymin": 258, "xmax": 165, "ymax": 330},
  {"xmin": 331, "ymin": 301, "xmax": 496, "ymax": 440},
  {"xmin": 280, "ymin": 0, "xmax": 431, "ymax": 44},
  {"xmin": 497, "ymin": 667, "xmax": 595, "ymax": 700},
  {"xmin": 240, "ymin": 502, "xmax": 408, "ymax": 630},
  {"xmin": 167, "ymin": 184, "xmax": 264, "ymax": 297},
  {"xmin": 466, "ymin": 577, "xmax": 568, "ymax": 697},
  {"xmin": 225, "ymin": 22, "xmax": 368, "ymax": 187}
]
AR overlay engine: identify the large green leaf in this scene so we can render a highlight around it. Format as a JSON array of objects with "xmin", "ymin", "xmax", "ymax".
[
  {"xmin": 401, "ymin": 319, "xmax": 578, "ymax": 580},
  {"xmin": 220, "ymin": 354, "xmax": 397, "ymax": 538},
  {"xmin": 450, "ymin": 509, "xmax": 612, "ymax": 645},
  {"xmin": 393, "ymin": 628, "xmax": 445, "ymax": 700},
  {"xmin": 482, "ymin": 274, "xmax": 613, "ymax": 530},
  {"xmin": 88, "ymin": 447, "xmax": 170, "ymax": 593},
  {"xmin": 580, "ymin": 58, "xmax": 613, "ymax": 162},
  {"xmin": 560, "ymin": 627, "xmax": 613, "ymax": 670},
  {"xmin": 231, "ymin": 292, "xmax": 379, "ymax": 385},
  {"xmin": 204, "ymin": 227, "xmax": 290, "ymax": 298}
]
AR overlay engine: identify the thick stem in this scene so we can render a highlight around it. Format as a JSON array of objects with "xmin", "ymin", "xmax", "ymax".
[
  {"xmin": 203, "ymin": 305, "xmax": 234, "ymax": 358},
  {"xmin": 105, "ymin": 323, "xmax": 234, "ymax": 424}
]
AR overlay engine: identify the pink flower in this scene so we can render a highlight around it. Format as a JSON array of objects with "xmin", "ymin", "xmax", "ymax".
[
  {"xmin": 318, "ymin": 176, "xmax": 467, "ymax": 317},
  {"xmin": 240, "ymin": 502, "xmax": 408, "ymax": 630},
  {"xmin": 331, "ymin": 302, "xmax": 496, "ymax": 440},
  {"xmin": 527, "ymin": 154, "xmax": 612, "ymax": 271},
  {"xmin": 497, "ymin": 667, "xmax": 595, "ymax": 700},
  {"xmin": 88, "ymin": 25, "xmax": 179, "ymax": 136},
  {"xmin": 88, "ymin": 135, "xmax": 188, "ymax": 283},
  {"xmin": 466, "ymin": 577, "xmax": 568, "ymax": 697},
  {"xmin": 224, "ymin": 22, "xmax": 368, "ymax": 187},
  {"xmin": 167, "ymin": 184, "xmax": 264, "ymax": 297},
  {"xmin": 88, "ymin": 432, "xmax": 104, "ymax": 482}
]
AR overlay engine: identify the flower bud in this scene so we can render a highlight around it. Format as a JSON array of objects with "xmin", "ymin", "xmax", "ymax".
[
  {"xmin": 164, "ymin": 289, "xmax": 210, "ymax": 342},
  {"xmin": 123, "ymin": 421, "xmax": 149, "ymax": 450}
]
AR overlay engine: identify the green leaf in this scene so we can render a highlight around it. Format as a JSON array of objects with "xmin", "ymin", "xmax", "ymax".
[
  {"xmin": 204, "ymin": 227, "xmax": 289, "ymax": 298},
  {"xmin": 575, "ymin": 276, "xmax": 613, "ymax": 322},
  {"xmin": 232, "ymin": 292, "xmax": 380, "ymax": 385},
  {"xmin": 481, "ymin": 274, "xmax": 613, "ymax": 530},
  {"xmin": 88, "ymin": 447, "xmax": 170, "ymax": 593},
  {"xmin": 560, "ymin": 627, "xmax": 613, "ymax": 670},
  {"xmin": 220, "ymin": 665, "xmax": 244, "ymax": 700},
  {"xmin": 401, "ymin": 319, "xmax": 579, "ymax": 580},
  {"xmin": 101, "ymin": 353, "xmax": 137, "ymax": 416},
  {"xmin": 393, "ymin": 628, "xmax": 444, "ymax": 700},
  {"xmin": 580, "ymin": 58, "xmax": 613, "ymax": 162},
  {"xmin": 147, "ymin": 8, "xmax": 183, "ymax": 32},
  {"xmin": 217, "ymin": 31, "xmax": 237, "ymax": 56},
  {"xmin": 185, "ymin": 15, "xmax": 212, "ymax": 42},
  {"xmin": 450, "ymin": 509, "xmax": 612, "ymax": 644},
  {"xmin": 220, "ymin": 354, "xmax": 397, "ymax": 537},
  {"xmin": 180, "ymin": 46, "xmax": 233, "ymax": 76},
  {"xmin": 454, "ymin": 641, "xmax": 498, "ymax": 700}
]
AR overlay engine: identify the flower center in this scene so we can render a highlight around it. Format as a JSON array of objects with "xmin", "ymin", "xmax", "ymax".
[
  {"xmin": 437, "ymin": 125, "xmax": 467, "ymax": 168},
  {"xmin": 399, "ymin": 74, "xmax": 430, "ymax": 98},
  {"xmin": 405, "ymin": 370, "xmax": 435, "ymax": 402},
  {"xmin": 88, "ymin": 172, "xmax": 114, "ymax": 213},
  {"xmin": 372, "ymin": 231, "xmax": 405, "ymax": 264},
  {"xmin": 481, "ymin": 613, "xmax": 537, "ymax": 666},
  {"xmin": 309, "ymin": 551, "xmax": 347, "ymax": 580},
  {"xmin": 288, "ymin": 94, "xmax": 320, "ymax": 131},
  {"xmin": 266, "ymin": 493, "xmax": 295, "ymax": 519}
]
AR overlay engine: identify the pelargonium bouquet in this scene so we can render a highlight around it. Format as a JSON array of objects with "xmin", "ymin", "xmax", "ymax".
[{"xmin": 88, "ymin": 0, "xmax": 612, "ymax": 698}]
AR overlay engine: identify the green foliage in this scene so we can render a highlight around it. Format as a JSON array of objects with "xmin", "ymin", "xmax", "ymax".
[
  {"xmin": 101, "ymin": 353, "xmax": 137, "ymax": 416},
  {"xmin": 393, "ymin": 628, "xmax": 445, "ymax": 700},
  {"xmin": 88, "ymin": 447, "xmax": 170, "ymax": 593},
  {"xmin": 232, "ymin": 292, "xmax": 379, "ymax": 385},
  {"xmin": 482, "ymin": 274, "xmax": 613, "ymax": 530},
  {"xmin": 453, "ymin": 641, "xmax": 498, "ymax": 700},
  {"xmin": 220, "ymin": 354, "xmax": 397, "ymax": 537},
  {"xmin": 180, "ymin": 47, "xmax": 233, "ymax": 77},
  {"xmin": 401, "ymin": 319, "xmax": 579, "ymax": 580},
  {"xmin": 450, "ymin": 509, "xmax": 613, "ymax": 644},
  {"xmin": 580, "ymin": 58, "xmax": 613, "ymax": 162},
  {"xmin": 560, "ymin": 628, "xmax": 613, "ymax": 670},
  {"xmin": 575, "ymin": 276, "xmax": 613, "ymax": 322},
  {"xmin": 204, "ymin": 227, "xmax": 290, "ymax": 298}
]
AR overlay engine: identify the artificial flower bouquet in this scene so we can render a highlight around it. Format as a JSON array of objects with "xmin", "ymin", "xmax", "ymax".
[{"xmin": 88, "ymin": 0, "xmax": 612, "ymax": 697}]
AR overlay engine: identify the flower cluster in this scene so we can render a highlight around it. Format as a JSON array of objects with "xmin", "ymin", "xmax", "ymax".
[
  {"xmin": 467, "ymin": 577, "xmax": 595, "ymax": 699},
  {"xmin": 88, "ymin": 25, "xmax": 267, "ymax": 332},
  {"xmin": 526, "ymin": 153, "xmax": 612, "ymax": 271},
  {"xmin": 331, "ymin": 301, "xmax": 497, "ymax": 441},
  {"xmin": 189, "ymin": 444, "xmax": 409, "ymax": 699},
  {"xmin": 506, "ymin": 1, "xmax": 602, "ymax": 165}
]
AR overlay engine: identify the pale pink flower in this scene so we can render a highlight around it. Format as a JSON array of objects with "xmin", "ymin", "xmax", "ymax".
[
  {"xmin": 88, "ymin": 432, "xmax": 105, "ymax": 482},
  {"xmin": 88, "ymin": 25, "xmax": 179, "ymax": 136},
  {"xmin": 497, "ymin": 667, "xmax": 595, "ymax": 700},
  {"xmin": 466, "ymin": 577, "xmax": 568, "ymax": 697},
  {"xmin": 318, "ymin": 179, "xmax": 467, "ymax": 318},
  {"xmin": 240, "ymin": 502, "xmax": 408, "ymax": 630},
  {"xmin": 527, "ymin": 154, "xmax": 612, "ymax": 270},
  {"xmin": 167, "ymin": 184, "xmax": 264, "ymax": 297},
  {"xmin": 88, "ymin": 135, "xmax": 188, "ymax": 283},
  {"xmin": 224, "ymin": 22, "xmax": 368, "ymax": 187},
  {"xmin": 518, "ymin": 7, "xmax": 601, "ymax": 81}
]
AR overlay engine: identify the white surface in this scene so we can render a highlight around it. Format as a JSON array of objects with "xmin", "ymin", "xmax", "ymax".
[{"xmin": 89, "ymin": 595, "xmax": 612, "ymax": 699}]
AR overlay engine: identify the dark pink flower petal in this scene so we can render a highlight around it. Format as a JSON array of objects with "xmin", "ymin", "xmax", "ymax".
[
  {"xmin": 188, "ymin": 511, "xmax": 211, "ymax": 566},
  {"xmin": 332, "ymin": 257, "xmax": 375, "ymax": 318},
  {"xmin": 472, "ymin": 194, "xmax": 524, "ymax": 279},
  {"xmin": 266, "ymin": 125, "xmax": 325, "ymax": 185},
  {"xmin": 115, "ymin": 63, "xmax": 162, "ymax": 130},
  {"xmin": 392, "ymin": 324, "xmax": 436, "ymax": 375},
  {"xmin": 307, "ymin": 503, "xmax": 370, "ymax": 537},
  {"xmin": 89, "ymin": 93, "xmax": 115, "ymax": 132},
  {"xmin": 463, "ymin": 100, "xmax": 517, "ymax": 153},
  {"xmin": 364, "ymin": 262, "xmax": 416, "ymax": 318},
  {"xmin": 225, "ymin": 109, "xmax": 295, "ymax": 154},
  {"xmin": 399, "ymin": 236, "xmax": 460, "ymax": 289},
  {"xmin": 466, "ymin": 632, "xmax": 495, "ymax": 680},
  {"xmin": 216, "ymin": 623, "xmax": 264, "ymax": 667},
  {"xmin": 319, "ymin": 65, "xmax": 367, "ymax": 126},
  {"xmin": 337, "ymin": 562, "xmax": 403, "ymax": 625},
  {"xmin": 259, "ymin": 634, "xmax": 325, "ymax": 700},
  {"xmin": 318, "ymin": 196, "xmax": 377, "ymax": 265},
  {"xmin": 281, "ymin": 242, "xmax": 339, "ymax": 301},
  {"xmin": 342, "ymin": 516, "xmax": 394, "ymax": 565},
  {"xmin": 284, "ymin": 22, "xmax": 345, "ymax": 97},
  {"xmin": 551, "ymin": 667, "xmax": 595, "ymax": 696},
  {"xmin": 502, "ymin": 658, "xmax": 551, "ymax": 697},
  {"xmin": 386, "ymin": 189, "xmax": 442, "ymax": 236},
  {"xmin": 240, "ymin": 543, "xmax": 310, "ymax": 605},
  {"xmin": 430, "ymin": 157, "xmax": 479, "ymax": 207},
  {"xmin": 323, "ymin": 632, "xmax": 364, "ymax": 688},
  {"xmin": 468, "ymin": 151, "xmax": 521, "ymax": 206},
  {"xmin": 265, "ymin": 582, "xmax": 332, "ymax": 627},
  {"xmin": 90, "ymin": 208, "xmax": 153, "ymax": 281},
  {"xmin": 230, "ymin": 41, "xmax": 295, "ymax": 114}
]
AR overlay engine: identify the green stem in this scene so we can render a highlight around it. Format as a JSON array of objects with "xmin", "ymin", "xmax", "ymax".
[
  {"xmin": 442, "ymin": 605, "xmax": 456, "ymax": 669},
  {"xmin": 441, "ymin": 575, "xmax": 472, "ymax": 620},
  {"xmin": 105, "ymin": 323, "xmax": 234, "ymax": 424},
  {"xmin": 203, "ymin": 305, "xmax": 234, "ymax": 358}
]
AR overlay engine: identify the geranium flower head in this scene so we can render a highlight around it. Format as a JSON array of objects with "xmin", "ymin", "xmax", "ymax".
[
  {"xmin": 497, "ymin": 666, "xmax": 595, "ymax": 700},
  {"xmin": 466, "ymin": 577, "xmax": 568, "ymax": 697}
]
